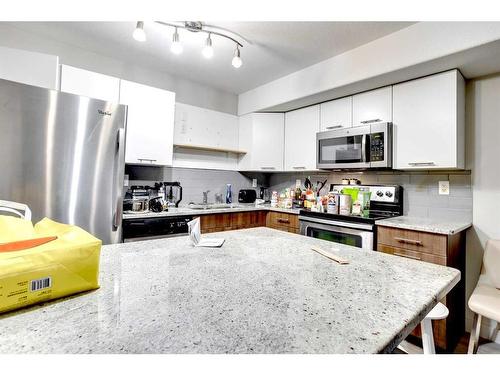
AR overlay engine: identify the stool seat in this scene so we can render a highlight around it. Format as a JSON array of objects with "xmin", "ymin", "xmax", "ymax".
[
  {"xmin": 469, "ymin": 284, "xmax": 500, "ymax": 322},
  {"xmin": 426, "ymin": 302, "xmax": 449, "ymax": 320}
]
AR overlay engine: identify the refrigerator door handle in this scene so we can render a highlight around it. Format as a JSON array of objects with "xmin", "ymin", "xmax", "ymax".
[{"xmin": 113, "ymin": 128, "xmax": 126, "ymax": 231}]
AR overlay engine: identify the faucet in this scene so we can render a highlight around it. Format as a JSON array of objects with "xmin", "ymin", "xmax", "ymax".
[{"xmin": 202, "ymin": 190, "xmax": 210, "ymax": 204}]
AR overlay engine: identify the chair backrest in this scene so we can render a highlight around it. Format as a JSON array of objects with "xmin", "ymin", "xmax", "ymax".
[
  {"xmin": 483, "ymin": 239, "xmax": 500, "ymax": 289},
  {"xmin": 0, "ymin": 200, "xmax": 32, "ymax": 221}
]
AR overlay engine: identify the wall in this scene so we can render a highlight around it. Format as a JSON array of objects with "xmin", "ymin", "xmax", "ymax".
[
  {"xmin": 465, "ymin": 73, "xmax": 500, "ymax": 342},
  {"xmin": 269, "ymin": 170, "xmax": 473, "ymax": 221},
  {"xmin": 125, "ymin": 165, "xmax": 268, "ymax": 206},
  {"xmin": 0, "ymin": 23, "xmax": 238, "ymax": 114},
  {"xmin": 238, "ymin": 22, "xmax": 500, "ymax": 114}
]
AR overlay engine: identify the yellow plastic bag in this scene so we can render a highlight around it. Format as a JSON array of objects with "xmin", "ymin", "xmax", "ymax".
[{"xmin": 0, "ymin": 216, "xmax": 101, "ymax": 314}]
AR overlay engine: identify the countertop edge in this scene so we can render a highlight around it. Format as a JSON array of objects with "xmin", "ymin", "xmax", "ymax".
[
  {"xmin": 376, "ymin": 218, "xmax": 472, "ymax": 235},
  {"xmin": 123, "ymin": 206, "xmax": 300, "ymax": 220}
]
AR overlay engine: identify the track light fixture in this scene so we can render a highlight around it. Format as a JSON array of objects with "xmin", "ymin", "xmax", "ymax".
[
  {"xmin": 202, "ymin": 33, "xmax": 214, "ymax": 59},
  {"xmin": 231, "ymin": 45, "xmax": 242, "ymax": 68},
  {"xmin": 132, "ymin": 21, "xmax": 146, "ymax": 42},
  {"xmin": 170, "ymin": 27, "xmax": 183, "ymax": 55},
  {"xmin": 132, "ymin": 21, "xmax": 248, "ymax": 68}
]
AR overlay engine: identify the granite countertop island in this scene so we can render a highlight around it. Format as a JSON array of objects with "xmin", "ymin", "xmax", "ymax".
[
  {"xmin": 0, "ymin": 227, "xmax": 460, "ymax": 354},
  {"xmin": 376, "ymin": 216, "xmax": 472, "ymax": 235},
  {"xmin": 123, "ymin": 204, "xmax": 300, "ymax": 220}
]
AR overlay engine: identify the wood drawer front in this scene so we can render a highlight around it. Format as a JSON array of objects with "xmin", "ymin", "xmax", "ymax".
[
  {"xmin": 378, "ymin": 244, "xmax": 447, "ymax": 266},
  {"xmin": 266, "ymin": 212, "xmax": 299, "ymax": 229},
  {"xmin": 377, "ymin": 226, "xmax": 447, "ymax": 257}
]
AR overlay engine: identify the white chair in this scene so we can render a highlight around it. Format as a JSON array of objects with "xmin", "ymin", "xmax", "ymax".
[
  {"xmin": 468, "ymin": 239, "xmax": 500, "ymax": 354},
  {"xmin": 421, "ymin": 302, "xmax": 449, "ymax": 354},
  {"xmin": 396, "ymin": 302, "xmax": 449, "ymax": 354},
  {"xmin": 0, "ymin": 199, "xmax": 32, "ymax": 221}
]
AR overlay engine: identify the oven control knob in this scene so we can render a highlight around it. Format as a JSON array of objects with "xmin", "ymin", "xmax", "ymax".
[
  {"xmin": 385, "ymin": 191, "xmax": 393, "ymax": 198},
  {"xmin": 376, "ymin": 191, "xmax": 384, "ymax": 197}
]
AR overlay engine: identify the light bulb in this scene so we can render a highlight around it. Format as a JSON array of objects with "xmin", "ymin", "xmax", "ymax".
[
  {"xmin": 133, "ymin": 21, "xmax": 146, "ymax": 42},
  {"xmin": 202, "ymin": 34, "xmax": 214, "ymax": 59},
  {"xmin": 232, "ymin": 45, "xmax": 242, "ymax": 68},
  {"xmin": 171, "ymin": 28, "xmax": 183, "ymax": 55}
]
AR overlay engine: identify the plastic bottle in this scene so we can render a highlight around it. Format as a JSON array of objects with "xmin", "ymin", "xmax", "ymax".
[{"xmin": 226, "ymin": 184, "xmax": 232, "ymax": 204}]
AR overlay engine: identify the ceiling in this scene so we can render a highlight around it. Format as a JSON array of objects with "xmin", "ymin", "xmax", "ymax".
[{"xmin": 7, "ymin": 21, "xmax": 414, "ymax": 94}]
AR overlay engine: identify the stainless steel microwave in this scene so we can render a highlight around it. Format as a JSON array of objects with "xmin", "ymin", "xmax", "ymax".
[{"xmin": 316, "ymin": 122, "xmax": 393, "ymax": 169}]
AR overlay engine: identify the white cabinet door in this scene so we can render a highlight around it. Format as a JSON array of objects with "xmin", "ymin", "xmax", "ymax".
[
  {"xmin": 60, "ymin": 65, "xmax": 120, "ymax": 102},
  {"xmin": 393, "ymin": 70, "xmax": 465, "ymax": 170},
  {"xmin": 320, "ymin": 96, "xmax": 352, "ymax": 131},
  {"xmin": 352, "ymin": 86, "xmax": 392, "ymax": 127},
  {"xmin": 0, "ymin": 45, "xmax": 59, "ymax": 89},
  {"xmin": 238, "ymin": 113, "xmax": 284, "ymax": 171},
  {"xmin": 252, "ymin": 113, "xmax": 284, "ymax": 171},
  {"xmin": 284, "ymin": 105, "xmax": 320, "ymax": 171},
  {"xmin": 174, "ymin": 102, "xmax": 239, "ymax": 150},
  {"xmin": 119, "ymin": 80, "xmax": 176, "ymax": 166}
]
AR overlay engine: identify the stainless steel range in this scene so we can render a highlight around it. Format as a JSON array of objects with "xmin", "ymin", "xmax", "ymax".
[{"xmin": 299, "ymin": 185, "xmax": 403, "ymax": 250}]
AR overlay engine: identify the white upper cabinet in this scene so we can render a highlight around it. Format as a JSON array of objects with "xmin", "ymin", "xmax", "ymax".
[
  {"xmin": 60, "ymin": 65, "xmax": 120, "ymax": 102},
  {"xmin": 119, "ymin": 80, "xmax": 176, "ymax": 166},
  {"xmin": 393, "ymin": 70, "xmax": 465, "ymax": 170},
  {"xmin": 320, "ymin": 96, "xmax": 352, "ymax": 131},
  {"xmin": 352, "ymin": 86, "xmax": 392, "ymax": 127},
  {"xmin": 238, "ymin": 113, "xmax": 284, "ymax": 171},
  {"xmin": 0, "ymin": 45, "xmax": 59, "ymax": 89},
  {"xmin": 174, "ymin": 103, "xmax": 239, "ymax": 151},
  {"xmin": 284, "ymin": 105, "xmax": 320, "ymax": 171}
]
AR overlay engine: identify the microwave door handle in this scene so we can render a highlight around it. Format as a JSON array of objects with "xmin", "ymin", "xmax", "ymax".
[{"xmin": 361, "ymin": 134, "xmax": 369, "ymax": 163}]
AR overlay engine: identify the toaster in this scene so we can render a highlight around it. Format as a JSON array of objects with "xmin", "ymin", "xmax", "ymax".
[{"xmin": 238, "ymin": 189, "xmax": 257, "ymax": 203}]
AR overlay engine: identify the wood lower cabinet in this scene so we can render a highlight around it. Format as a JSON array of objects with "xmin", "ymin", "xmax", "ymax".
[
  {"xmin": 377, "ymin": 226, "xmax": 466, "ymax": 352},
  {"xmin": 199, "ymin": 211, "xmax": 268, "ymax": 233},
  {"xmin": 266, "ymin": 211, "xmax": 300, "ymax": 234},
  {"xmin": 198, "ymin": 210, "xmax": 299, "ymax": 234}
]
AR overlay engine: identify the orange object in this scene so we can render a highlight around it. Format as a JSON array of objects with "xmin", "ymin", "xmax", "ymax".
[{"xmin": 0, "ymin": 236, "xmax": 57, "ymax": 253}]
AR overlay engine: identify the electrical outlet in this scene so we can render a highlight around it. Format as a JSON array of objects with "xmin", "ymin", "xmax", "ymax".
[
  {"xmin": 439, "ymin": 181, "xmax": 450, "ymax": 195},
  {"xmin": 124, "ymin": 174, "xmax": 129, "ymax": 187},
  {"xmin": 252, "ymin": 178, "xmax": 257, "ymax": 188}
]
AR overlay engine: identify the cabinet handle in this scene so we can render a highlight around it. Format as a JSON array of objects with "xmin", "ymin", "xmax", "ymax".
[
  {"xmin": 292, "ymin": 166, "xmax": 306, "ymax": 169},
  {"xmin": 408, "ymin": 162, "xmax": 436, "ymax": 166},
  {"xmin": 138, "ymin": 158, "xmax": 157, "ymax": 163},
  {"xmin": 261, "ymin": 167, "xmax": 276, "ymax": 170},
  {"xmin": 393, "ymin": 252, "xmax": 421, "ymax": 261},
  {"xmin": 326, "ymin": 125, "xmax": 342, "ymax": 130},
  {"xmin": 360, "ymin": 118, "xmax": 382, "ymax": 124},
  {"xmin": 277, "ymin": 218, "xmax": 290, "ymax": 224},
  {"xmin": 394, "ymin": 237, "xmax": 423, "ymax": 246}
]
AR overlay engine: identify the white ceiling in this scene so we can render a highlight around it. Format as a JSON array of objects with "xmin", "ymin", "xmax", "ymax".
[{"xmin": 7, "ymin": 21, "xmax": 414, "ymax": 94}]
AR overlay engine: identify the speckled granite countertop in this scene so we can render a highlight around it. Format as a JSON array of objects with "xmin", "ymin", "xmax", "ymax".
[
  {"xmin": 0, "ymin": 227, "xmax": 460, "ymax": 354},
  {"xmin": 123, "ymin": 204, "xmax": 300, "ymax": 220},
  {"xmin": 376, "ymin": 216, "xmax": 472, "ymax": 235}
]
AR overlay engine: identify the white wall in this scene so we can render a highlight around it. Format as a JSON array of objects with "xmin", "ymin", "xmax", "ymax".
[
  {"xmin": 465, "ymin": 74, "xmax": 500, "ymax": 342},
  {"xmin": 0, "ymin": 23, "xmax": 238, "ymax": 115},
  {"xmin": 238, "ymin": 22, "xmax": 500, "ymax": 114}
]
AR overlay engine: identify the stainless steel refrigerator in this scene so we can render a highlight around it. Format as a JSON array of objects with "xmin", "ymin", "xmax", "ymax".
[{"xmin": 0, "ymin": 78, "xmax": 127, "ymax": 244}]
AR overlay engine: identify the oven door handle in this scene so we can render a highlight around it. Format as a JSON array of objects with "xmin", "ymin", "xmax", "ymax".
[{"xmin": 298, "ymin": 216, "xmax": 374, "ymax": 231}]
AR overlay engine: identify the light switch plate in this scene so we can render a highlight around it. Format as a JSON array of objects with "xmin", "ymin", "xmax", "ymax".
[
  {"xmin": 252, "ymin": 178, "xmax": 257, "ymax": 188},
  {"xmin": 439, "ymin": 181, "xmax": 450, "ymax": 195}
]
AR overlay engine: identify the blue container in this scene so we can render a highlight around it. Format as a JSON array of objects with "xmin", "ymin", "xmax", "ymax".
[{"xmin": 226, "ymin": 184, "xmax": 232, "ymax": 204}]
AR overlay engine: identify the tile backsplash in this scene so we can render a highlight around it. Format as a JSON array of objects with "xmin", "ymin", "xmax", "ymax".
[
  {"xmin": 125, "ymin": 165, "xmax": 268, "ymax": 205},
  {"xmin": 269, "ymin": 170, "xmax": 472, "ymax": 222},
  {"xmin": 125, "ymin": 166, "xmax": 472, "ymax": 221}
]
